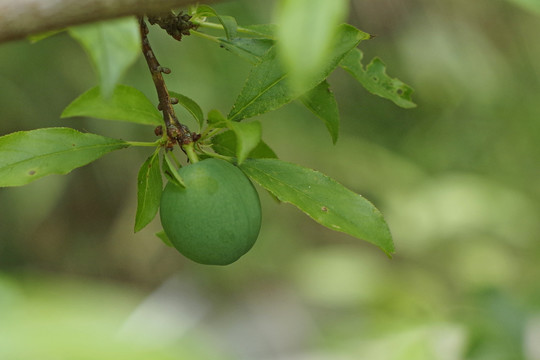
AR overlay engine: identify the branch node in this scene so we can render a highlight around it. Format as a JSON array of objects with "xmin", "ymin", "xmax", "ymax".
[
  {"xmin": 139, "ymin": 16, "xmax": 193, "ymax": 151},
  {"xmin": 156, "ymin": 66, "xmax": 171, "ymax": 74},
  {"xmin": 147, "ymin": 11, "xmax": 197, "ymax": 41}
]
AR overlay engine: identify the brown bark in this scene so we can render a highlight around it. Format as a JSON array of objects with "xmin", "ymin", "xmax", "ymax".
[
  {"xmin": 138, "ymin": 16, "xmax": 193, "ymax": 147},
  {"xmin": 0, "ymin": 0, "xmax": 218, "ymax": 44}
]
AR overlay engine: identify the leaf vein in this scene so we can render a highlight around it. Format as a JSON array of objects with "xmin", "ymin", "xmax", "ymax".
[{"xmin": 230, "ymin": 72, "xmax": 288, "ymax": 120}]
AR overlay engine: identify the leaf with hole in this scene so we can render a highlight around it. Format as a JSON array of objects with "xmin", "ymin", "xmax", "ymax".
[
  {"xmin": 61, "ymin": 85, "xmax": 162, "ymax": 125},
  {"xmin": 239, "ymin": 158, "xmax": 394, "ymax": 256},
  {"xmin": 228, "ymin": 24, "xmax": 369, "ymax": 121},
  {"xmin": 0, "ymin": 128, "xmax": 129, "ymax": 187},
  {"xmin": 340, "ymin": 48, "xmax": 416, "ymax": 109}
]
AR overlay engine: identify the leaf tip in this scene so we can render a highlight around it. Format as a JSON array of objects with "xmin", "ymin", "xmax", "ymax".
[
  {"xmin": 381, "ymin": 238, "xmax": 395, "ymax": 258},
  {"xmin": 235, "ymin": 156, "xmax": 243, "ymax": 165},
  {"xmin": 384, "ymin": 247, "xmax": 395, "ymax": 259},
  {"xmin": 156, "ymin": 230, "xmax": 174, "ymax": 247}
]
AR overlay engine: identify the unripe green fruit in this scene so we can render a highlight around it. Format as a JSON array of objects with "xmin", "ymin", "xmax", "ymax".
[{"xmin": 160, "ymin": 158, "xmax": 262, "ymax": 265}]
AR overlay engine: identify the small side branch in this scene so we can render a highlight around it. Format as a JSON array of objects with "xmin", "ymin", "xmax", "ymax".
[{"xmin": 138, "ymin": 16, "xmax": 192, "ymax": 148}]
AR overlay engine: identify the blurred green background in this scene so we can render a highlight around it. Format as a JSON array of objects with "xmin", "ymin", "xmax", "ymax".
[{"xmin": 1, "ymin": 0, "xmax": 540, "ymax": 358}]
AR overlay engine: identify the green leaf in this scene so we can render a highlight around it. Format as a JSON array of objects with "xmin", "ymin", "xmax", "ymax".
[
  {"xmin": 162, "ymin": 153, "xmax": 186, "ymax": 188},
  {"xmin": 28, "ymin": 29, "xmax": 65, "ymax": 43},
  {"xmin": 228, "ymin": 24, "xmax": 369, "ymax": 121},
  {"xmin": 134, "ymin": 151, "xmax": 163, "ymax": 232},
  {"xmin": 156, "ymin": 230, "xmax": 174, "ymax": 247},
  {"xmin": 239, "ymin": 158, "xmax": 394, "ymax": 256},
  {"xmin": 206, "ymin": 109, "xmax": 228, "ymax": 128},
  {"xmin": 242, "ymin": 24, "xmax": 277, "ymax": 39},
  {"xmin": 193, "ymin": 5, "xmax": 238, "ymax": 40},
  {"xmin": 217, "ymin": 38, "xmax": 274, "ymax": 64},
  {"xmin": 0, "ymin": 128, "xmax": 129, "ymax": 187},
  {"xmin": 69, "ymin": 17, "xmax": 140, "ymax": 98},
  {"xmin": 61, "ymin": 85, "xmax": 162, "ymax": 125},
  {"xmin": 274, "ymin": 0, "xmax": 349, "ymax": 92},
  {"xmin": 300, "ymin": 80, "xmax": 340, "ymax": 144},
  {"xmin": 340, "ymin": 48, "xmax": 416, "ymax": 109},
  {"xmin": 212, "ymin": 130, "xmax": 277, "ymax": 159},
  {"xmin": 220, "ymin": 16, "xmax": 238, "ymax": 40},
  {"xmin": 227, "ymin": 121, "xmax": 262, "ymax": 165},
  {"xmin": 227, "ymin": 46, "xmax": 283, "ymax": 121},
  {"xmin": 168, "ymin": 91, "xmax": 205, "ymax": 129},
  {"xmin": 505, "ymin": 0, "xmax": 540, "ymax": 15},
  {"xmin": 192, "ymin": 5, "xmax": 220, "ymax": 18}
]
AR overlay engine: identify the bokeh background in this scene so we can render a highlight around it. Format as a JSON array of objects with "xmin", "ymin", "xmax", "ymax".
[{"xmin": 1, "ymin": 0, "xmax": 540, "ymax": 358}]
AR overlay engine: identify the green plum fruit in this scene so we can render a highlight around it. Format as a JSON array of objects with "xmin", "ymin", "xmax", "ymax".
[{"xmin": 160, "ymin": 158, "xmax": 262, "ymax": 265}]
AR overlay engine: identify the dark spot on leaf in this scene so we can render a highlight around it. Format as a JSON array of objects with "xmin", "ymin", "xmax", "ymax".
[
  {"xmin": 28, "ymin": 170, "xmax": 36, "ymax": 175},
  {"xmin": 72, "ymin": 144, "xmax": 76, "ymax": 146},
  {"xmin": 372, "ymin": 77, "xmax": 378, "ymax": 82},
  {"xmin": 321, "ymin": 206, "xmax": 328, "ymax": 212},
  {"xmin": 396, "ymin": 88, "xmax": 403, "ymax": 95}
]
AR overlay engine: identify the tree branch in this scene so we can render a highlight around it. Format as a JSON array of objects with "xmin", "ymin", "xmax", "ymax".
[
  {"xmin": 138, "ymin": 16, "xmax": 193, "ymax": 148},
  {"xmin": 0, "ymin": 0, "xmax": 219, "ymax": 44}
]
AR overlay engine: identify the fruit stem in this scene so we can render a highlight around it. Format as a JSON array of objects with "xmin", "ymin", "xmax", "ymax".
[
  {"xmin": 199, "ymin": 148, "xmax": 234, "ymax": 163},
  {"xmin": 183, "ymin": 142, "xmax": 199, "ymax": 163},
  {"xmin": 190, "ymin": 30, "xmax": 219, "ymax": 43},
  {"xmin": 198, "ymin": 127, "xmax": 221, "ymax": 143}
]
